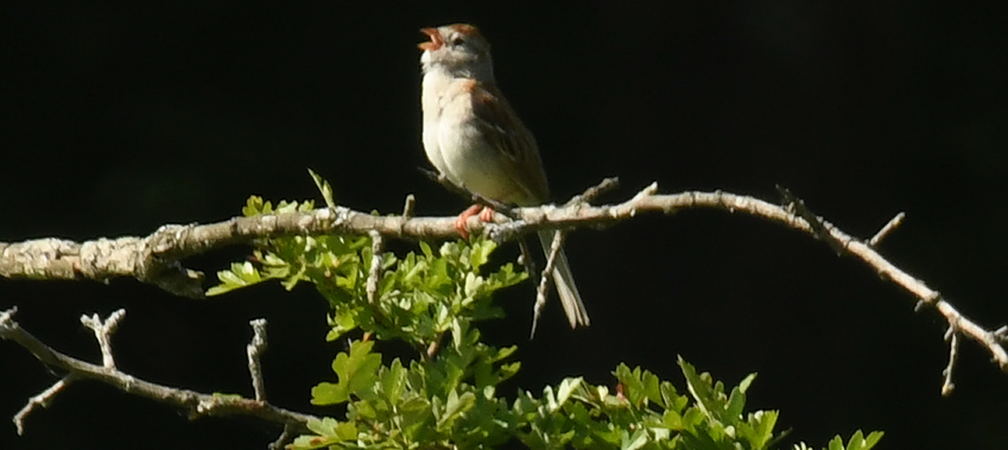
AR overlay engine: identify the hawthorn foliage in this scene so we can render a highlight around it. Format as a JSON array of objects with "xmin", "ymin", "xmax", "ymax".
[{"xmin": 210, "ymin": 185, "xmax": 881, "ymax": 450}]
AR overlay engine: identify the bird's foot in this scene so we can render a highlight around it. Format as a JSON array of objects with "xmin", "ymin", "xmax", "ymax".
[
  {"xmin": 454, "ymin": 204, "xmax": 496, "ymax": 239},
  {"xmin": 478, "ymin": 207, "xmax": 496, "ymax": 223}
]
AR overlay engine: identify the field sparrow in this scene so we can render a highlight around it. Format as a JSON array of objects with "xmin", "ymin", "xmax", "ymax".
[{"xmin": 418, "ymin": 23, "xmax": 590, "ymax": 329}]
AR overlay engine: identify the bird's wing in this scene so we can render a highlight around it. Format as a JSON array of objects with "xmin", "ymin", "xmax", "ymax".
[{"xmin": 467, "ymin": 80, "xmax": 551, "ymax": 205}]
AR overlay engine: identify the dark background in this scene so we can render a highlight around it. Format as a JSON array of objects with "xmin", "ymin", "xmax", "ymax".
[{"xmin": 3, "ymin": 2, "xmax": 1008, "ymax": 449}]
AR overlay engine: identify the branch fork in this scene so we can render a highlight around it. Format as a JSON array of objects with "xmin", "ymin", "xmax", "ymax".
[{"xmin": 0, "ymin": 307, "xmax": 313, "ymax": 444}]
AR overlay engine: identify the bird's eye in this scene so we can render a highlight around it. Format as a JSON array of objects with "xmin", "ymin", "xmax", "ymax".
[{"xmin": 451, "ymin": 37, "xmax": 465, "ymax": 46}]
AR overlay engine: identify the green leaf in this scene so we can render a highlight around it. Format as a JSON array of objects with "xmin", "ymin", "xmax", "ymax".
[
  {"xmin": 290, "ymin": 417, "xmax": 357, "ymax": 450},
  {"xmin": 738, "ymin": 372, "xmax": 757, "ymax": 394},
  {"xmin": 419, "ymin": 240, "xmax": 434, "ymax": 258},
  {"xmin": 309, "ymin": 168, "xmax": 336, "ymax": 208},
  {"xmin": 275, "ymin": 199, "xmax": 307, "ymax": 213},
  {"xmin": 663, "ymin": 409, "xmax": 684, "ymax": 430},
  {"xmin": 380, "ymin": 358, "xmax": 407, "ymax": 406},
  {"xmin": 206, "ymin": 262, "xmax": 266, "ymax": 296},
  {"xmin": 641, "ymin": 369, "xmax": 663, "ymax": 407},
  {"xmin": 437, "ymin": 388, "xmax": 476, "ymax": 431},
  {"xmin": 725, "ymin": 385, "xmax": 746, "ymax": 420},
  {"xmin": 679, "ymin": 355, "xmax": 731, "ymax": 423},
  {"xmin": 828, "ymin": 434, "xmax": 844, "ymax": 450},
  {"xmin": 469, "ymin": 238, "xmax": 496, "ymax": 268},
  {"xmin": 305, "ymin": 417, "xmax": 338, "ymax": 436},
  {"xmin": 660, "ymin": 381, "xmax": 687, "ymax": 413},
  {"xmin": 289, "ymin": 434, "xmax": 339, "ymax": 450},
  {"xmin": 613, "ymin": 364, "xmax": 642, "ymax": 406},
  {"xmin": 311, "ymin": 340, "xmax": 382, "ymax": 405},
  {"xmin": 858, "ymin": 429, "xmax": 883, "ymax": 447},
  {"xmin": 310, "ymin": 382, "xmax": 342, "ymax": 406},
  {"xmin": 325, "ymin": 308, "xmax": 358, "ymax": 341},
  {"xmin": 863, "ymin": 431, "xmax": 885, "ymax": 449},
  {"xmin": 542, "ymin": 385, "xmax": 557, "ymax": 412},
  {"xmin": 556, "ymin": 377, "xmax": 582, "ymax": 409},
  {"xmin": 737, "ymin": 410, "xmax": 778, "ymax": 449},
  {"xmin": 242, "ymin": 195, "xmax": 266, "ymax": 216},
  {"xmin": 840, "ymin": 429, "xmax": 884, "ymax": 450},
  {"xmin": 621, "ymin": 428, "xmax": 649, "ymax": 450}
]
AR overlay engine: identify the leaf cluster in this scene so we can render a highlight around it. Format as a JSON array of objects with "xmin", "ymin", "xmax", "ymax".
[
  {"xmin": 209, "ymin": 189, "xmax": 882, "ymax": 450},
  {"xmin": 211, "ymin": 195, "xmax": 524, "ymax": 353}
]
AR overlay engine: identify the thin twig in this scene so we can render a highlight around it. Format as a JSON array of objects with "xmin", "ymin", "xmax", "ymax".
[
  {"xmin": 270, "ymin": 422, "xmax": 297, "ymax": 450},
  {"xmin": 402, "ymin": 194, "xmax": 416, "ymax": 219},
  {"xmin": 942, "ymin": 328, "xmax": 960, "ymax": 397},
  {"xmin": 530, "ymin": 230, "xmax": 564, "ymax": 339},
  {"xmin": 869, "ymin": 212, "xmax": 906, "ymax": 247},
  {"xmin": 426, "ymin": 332, "xmax": 445, "ymax": 360},
  {"xmin": 366, "ymin": 230, "xmax": 383, "ymax": 304},
  {"xmin": 564, "ymin": 176, "xmax": 620, "ymax": 206},
  {"xmin": 995, "ymin": 325, "xmax": 1008, "ymax": 344},
  {"xmin": 13, "ymin": 376, "xmax": 74, "ymax": 435},
  {"xmin": 80, "ymin": 309, "xmax": 125, "ymax": 369},
  {"xmin": 247, "ymin": 318, "xmax": 268, "ymax": 402},
  {"xmin": 777, "ymin": 185, "xmax": 844, "ymax": 255}
]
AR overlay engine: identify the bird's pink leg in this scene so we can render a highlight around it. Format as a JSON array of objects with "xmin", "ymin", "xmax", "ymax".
[
  {"xmin": 455, "ymin": 204, "xmax": 484, "ymax": 239},
  {"xmin": 478, "ymin": 207, "xmax": 496, "ymax": 223},
  {"xmin": 454, "ymin": 204, "xmax": 497, "ymax": 239}
]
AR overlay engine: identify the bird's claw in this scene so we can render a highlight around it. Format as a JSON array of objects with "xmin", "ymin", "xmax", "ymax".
[{"xmin": 454, "ymin": 204, "xmax": 496, "ymax": 239}]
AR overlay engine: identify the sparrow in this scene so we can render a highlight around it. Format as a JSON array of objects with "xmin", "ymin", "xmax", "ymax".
[{"xmin": 418, "ymin": 23, "xmax": 590, "ymax": 329}]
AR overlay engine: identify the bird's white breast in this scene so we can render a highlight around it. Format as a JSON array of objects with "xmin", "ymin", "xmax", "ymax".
[
  {"xmin": 421, "ymin": 69, "xmax": 455, "ymax": 178},
  {"xmin": 422, "ymin": 71, "xmax": 487, "ymax": 185},
  {"xmin": 421, "ymin": 67, "xmax": 524, "ymax": 203}
]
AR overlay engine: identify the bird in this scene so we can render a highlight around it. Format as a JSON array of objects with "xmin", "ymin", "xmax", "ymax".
[{"xmin": 417, "ymin": 23, "xmax": 590, "ymax": 329}]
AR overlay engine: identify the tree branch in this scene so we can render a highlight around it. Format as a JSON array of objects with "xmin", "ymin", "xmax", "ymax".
[
  {"xmin": 80, "ymin": 309, "xmax": 125, "ymax": 369},
  {"xmin": 247, "ymin": 318, "xmax": 269, "ymax": 402},
  {"xmin": 2, "ymin": 181, "xmax": 1006, "ymax": 392},
  {"xmin": 530, "ymin": 230, "xmax": 564, "ymax": 339},
  {"xmin": 366, "ymin": 230, "xmax": 384, "ymax": 305},
  {"xmin": 0, "ymin": 307, "xmax": 318, "ymax": 435}
]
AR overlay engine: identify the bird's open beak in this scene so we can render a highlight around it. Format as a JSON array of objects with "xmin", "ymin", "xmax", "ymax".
[{"xmin": 418, "ymin": 27, "xmax": 443, "ymax": 51}]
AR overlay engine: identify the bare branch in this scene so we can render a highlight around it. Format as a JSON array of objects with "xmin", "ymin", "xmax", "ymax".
[
  {"xmin": 563, "ymin": 176, "xmax": 620, "ymax": 206},
  {"xmin": 942, "ymin": 327, "xmax": 960, "ymax": 397},
  {"xmin": 247, "ymin": 318, "xmax": 268, "ymax": 402},
  {"xmin": 530, "ymin": 230, "xmax": 564, "ymax": 339},
  {"xmin": 995, "ymin": 325, "xmax": 1008, "ymax": 344},
  {"xmin": 366, "ymin": 230, "xmax": 383, "ymax": 305},
  {"xmin": 869, "ymin": 212, "xmax": 906, "ymax": 247},
  {"xmin": 402, "ymin": 194, "xmax": 416, "ymax": 219},
  {"xmin": 777, "ymin": 185, "xmax": 844, "ymax": 255},
  {"xmin": 0, "ymin": 307, "xmax": 317, "ymax": 433},
  {"xmin": 13, "ymin": 376, "xmax": 73, "ymax": 435},
  {"xmin": 2, "ymin": 181, "xmax": 1007, "ymax": 389},
  {"xmin": 270, "ymin": 422, "xmax": 297, "ymax": 450},
  {"xmin": 0, "ymin": 306, "xmax": 17, "ymax": 329},
  {"xmin": 80, "ymin": 309, "xmax": 125, "ymax": 369}
]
